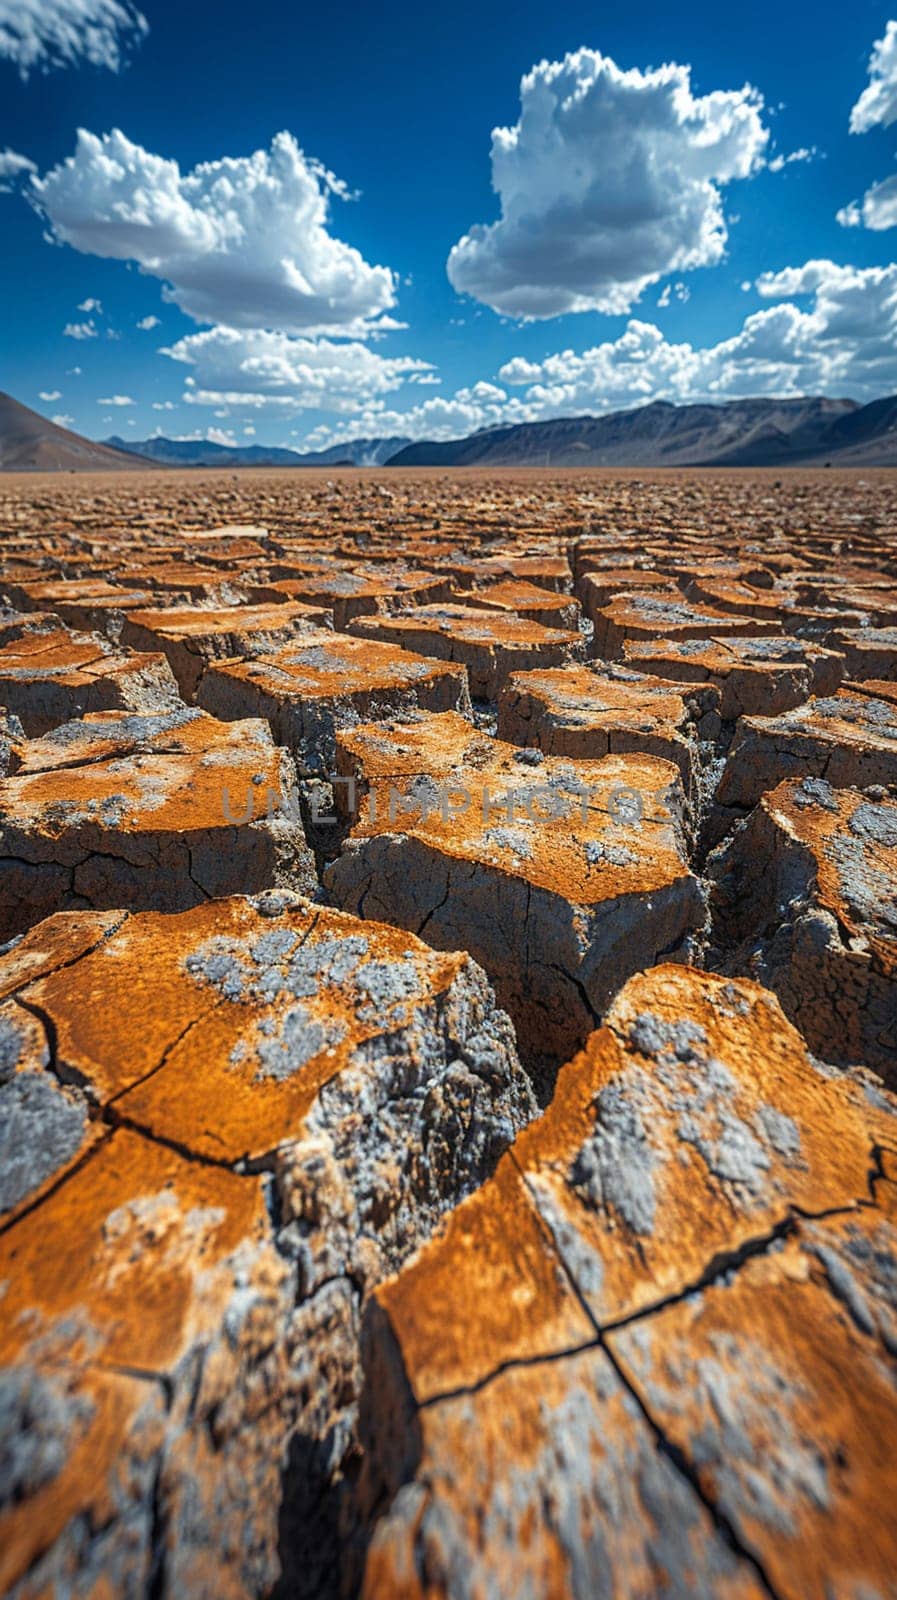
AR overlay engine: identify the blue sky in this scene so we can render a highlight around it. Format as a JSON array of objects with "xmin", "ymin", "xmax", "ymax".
[{"xmin": 2, "ymin": 0, "xmax": 896, "ymax": 449}]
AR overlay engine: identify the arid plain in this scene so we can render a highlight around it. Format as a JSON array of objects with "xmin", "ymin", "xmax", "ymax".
[{"xmin": 1, "ymin": 464, "xmax": 896, "ymax": 1600}]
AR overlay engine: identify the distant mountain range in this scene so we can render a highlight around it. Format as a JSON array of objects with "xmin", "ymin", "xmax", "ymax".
[
  {"xmin": 2, "ymin": 390, "xmax": 896, "ymax": 471},
  {"xmin": 0, "ymin": 393, "xmax": 153, "ymax": 472},
  {"xmin": 104, "ymin": 434, "xmax": 411, "ymax": 468},
  {"xmin": 388, "ymin": 395, "xmax": 897, "ymax": 468},
  {"xmin": 107, "ymin": 396, "xmax": 897, "ymax": 468}
]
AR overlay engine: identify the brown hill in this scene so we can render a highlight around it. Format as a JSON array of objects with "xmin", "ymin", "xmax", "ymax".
[{"xmin": 0, "ymin": 393, "xmax": 159, "ymax": 472}]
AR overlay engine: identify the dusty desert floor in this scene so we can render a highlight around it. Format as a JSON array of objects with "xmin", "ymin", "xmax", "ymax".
[{"xmin": 1, "ymin": 464, "xmax": 896, "ymax": 1600}]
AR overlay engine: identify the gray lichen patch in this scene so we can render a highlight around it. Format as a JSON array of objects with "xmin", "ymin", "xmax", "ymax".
[
  {"xmin": 282, "ymin": 644, "xmax": 354, "ymax": 673},
  {"xmin": 286, "ymin": 935, "xmax": 372, "ymax": 999},
  {"xmin": 614, "ymin": 1012, "xmax": 804, "ymax": 1209},
  {"xmin": 0, "ymin": 1070, "xmax": 88, "ymax": 1215},
  {"xmin": 184, "ymin": 920, "xmax": 459, "ymax": 1084},
  {"xmin": 248, "ymin": 1004, "xmax": 346, "ymax": 1082},
  {"xmin": 354, "ymin": 958, "xmax": 421, "ymax": 1019},
  {"xmin": 754, "ymin": 1103, "xmax": 802, "ymax": 1161},
  {"xmin": 33, "ymin": 706, "xmax": 203, "ymax": 756},
  {"xmin": 0, "ymin": 1366, "xmax": 96, "ymax": 1506},
  {"xmin": 184, "ymin": 928, "xmax": 371, "ymax": 1009},
  {"xmin": 570, "ymin": 1071, "xmax": 662, "ymax": 1236},
  {"xmin": 792, "ymin": 777, "xmax": 839, "ymax": 812},
  {"xmin": 0, "ymin": 1009, "xmax": 24, "ymax": 1076},
  {"xmin": 848, "ymin": 801, "xmax": 897, "ymax": 851},
  {"xmin": 627, "ymin": 1013, "xmax": 708, "ymax": 1063},
  {"xmin": 0, "ymin": 1005, "xmax": 89, "ymax": 1216},
  {"xmin": 586, "ymin": 840, "xmax": 637, "ymax": 867},
  {"xmin": 688, "ymin": 1338, "xmax": 831, "ymax": 1537},
  {"xmin": 482, "ymin": 824, "xmax": 535, "ymax": 860},
  {"xmin": 616, "ymin": 1321, "xmax": 830, "ymax": 1540},
  {"xmin": 803, "ymin": 1218, "xmax": 897, "ymax": 1358},
  {"xmin": 825, "ymin": 824, "xmax": 897, "ymax": 937}
]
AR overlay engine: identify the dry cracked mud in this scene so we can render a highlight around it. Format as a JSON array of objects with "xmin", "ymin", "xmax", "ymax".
[
  {"xmin": 325, "ymin": 710, "xmax": 705, "ymax": 1079},
  {"xmin": 0, "ymin": 465, "xmax": 895, "ymax": 1599}
]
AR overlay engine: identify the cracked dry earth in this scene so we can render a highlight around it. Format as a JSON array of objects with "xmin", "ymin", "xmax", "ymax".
[{"xmin": 0, "ymin": 467, "xmax": 896, "ymax": 1600}]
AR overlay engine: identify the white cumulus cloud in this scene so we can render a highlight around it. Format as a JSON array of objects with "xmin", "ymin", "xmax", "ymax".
[
  {"xmin": 767, "ymin": 146, "xmax": 817, "ymax": 172},
  {"xmin": 39, "ymin": 389, "xmax": 62, "ymax": 401},
  {"xmin": 32, "ymin": 128, "xmax": 400, "ymax": 336},
  {"xmin": 839, "ymin": 23, "xmax": 897, "ymax": 231},
  {"xmin": 97, "ymin": 393, "xmax": 134, "ymax": 405},
  {"xmin": 838, "ymin": 174, "xmax": 897, "ymax": 231},
  {"xmin": 77, "ymin": 295, "xmax": 102, "ymax": 312},
  {"xmin": 0, "ymin": 148, "xmax": 37, "ymax": 191},
  {"xmin": 304, "ymin": 259, "xmax": 897, "ymax": 450},
  {"xmin": 836, "ymin": 201, "xmax": 862, "ymax": 228},
  {"xmin": 63, "ymin": 319, "xmax": 97, "ymax": 338},
  {"xmin": 446, "ymin": 46, "xmax": 768, "ymax": 319},
  {"xmin": 137, "ymin": 313, "xmax": 159, "ymax": 329},
  {"xmin": 850, "ymin": 20, "xmax": 897, "ymax": 133},
  {"xmin": 52, "ymin": 413, "xmax": 75, "ymax": 426},
  {"xmin": 0, "ymin": 0, "xmax": 147, "ymax": 79},
  {"xmin": 161, "ymin": 325, "xmax": 433, "ymax": 414},
  {"xmin": 657, "ymin": 281, "xmax": 690, "ymax": 307},
  {"xmin": 501, "ymin": 261, "xmax": 897, "ymax": 407}
]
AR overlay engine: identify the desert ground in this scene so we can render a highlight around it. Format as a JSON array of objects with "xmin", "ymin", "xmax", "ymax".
[{"xmin": 1, "ymin": 464, "xmax": 896, "ymax": 1599}]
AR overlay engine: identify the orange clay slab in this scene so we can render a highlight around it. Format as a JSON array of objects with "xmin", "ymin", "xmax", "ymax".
[
  {"xmin": 267, "ymin": 569, "xmax": 452, "ymax": 628},
  {"xmin": 11, "ymin": 890, "xmax": 532, "ymax": 1216},
  {"xmin": 578, "ymin": 567, "xmax": 681, "ymax": 624},
  {"xmin": 119, "ymin": 599, "xmax": 330, "ymax": 697},
  {"xmin": 458, "ymin": 578, "xmax": 581, "ymax": 630},
  {"xmin": 4, "ymin": 577, "xmax": 192, "ymax": 635},
  {"xmin": 197, "ymin": 627, "xmax": 471, "ymax": 774},
  {"xmin": 438, "ymin": 553, "xmax": 572, "ymax": 593},
  {"xmin": 623, "ymin": 633, "xmax": 845, "ymax": 718},
  {"xmin": 609, "ymin": 1215, "xmax": 897, "ymax": 1600},
  {"xmin": 326, "ymin": 711, "xmax": 704, "ymax": 1071},
  {"xmin": 709, "ymin": 778, "xmax": 897, "ymax": 1080},
  {"xmin": 355, "ymin": 1348, "xmax": 765, "ymax": 1600},
  {"xmin": 716, "ymin": 689, "xmax": 897, "ymax": 819},
  {"xmin": 0, "ymin": 627, "xmax": 181, "ymax": 736},
  {"xmin": 497, "ymin": 661, "xmax": 720, "ymax": 800},
  {"xmin": 349, "ymin": 966, "xmax": 894, "ymax": 1600},
  {"xmin": 347, "ymin": 604, "xmax": 583, "ymax": 699},
  {"xmin": 592, "ymin": 591, "xmax": 783, "ymax": 659},
  {"xmin": 0, "ymin": 711, "xmax": 315, "ymax": 938},
  {"xmin": 833, "ymin": 625, "xmax": 897, "ymax": 682},
  {"xmin": 0, "ymin": 1127, "xmax": 287, "ymax": 1599}
]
